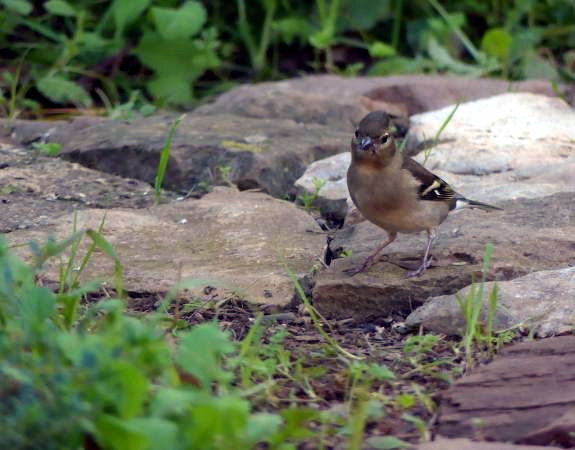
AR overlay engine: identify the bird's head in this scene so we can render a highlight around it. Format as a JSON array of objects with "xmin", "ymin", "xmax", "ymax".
[{"xmin": 351, "ymin": 111, "xmax": 396, "ymax": 166}]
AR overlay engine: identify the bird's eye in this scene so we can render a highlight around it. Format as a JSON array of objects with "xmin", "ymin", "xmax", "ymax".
[
  {"xmin": 380, "ymin": 133, "xmax": 389, "ymax": 144},
  {"xmin": 354, "ymin": 129, "xmax": 360, "ymax": 138}
]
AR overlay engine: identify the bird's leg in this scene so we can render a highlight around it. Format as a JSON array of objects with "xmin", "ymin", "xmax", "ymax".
[
  {"xmin": 406, "ymin": 228, "xmax": 437, "ymax": 278},
  {"xmin": 345, "ymin": 231, "xmax": 397, "ymax": 276}
]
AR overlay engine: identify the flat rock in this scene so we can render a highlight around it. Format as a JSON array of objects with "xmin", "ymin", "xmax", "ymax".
[
  {"xmin": 6, "ymin": 114, "xmax": 349, "ymax": 199},
  {"xmin": 417, "ymin": 438, "xmax": 559, "ymax": 450},
  {"xmin": 294, "ymin": 152, "xmax": 352, "ymax": 221},
  {"xmin": 430, "ymin": 159, "xmax": 575, "ymax": 204},
  {"xmin": 313, "ymin": 193, "xmax": 575, "ymax": 321},
  {"xmin": 195, "ymin": 75, "xmax": 569, "ymax": 127},
  {"xmin": 5, "ymin": 188, "xmax": 325, "ymax": 305},
  {"xmin": 0, "ymin": 142, "xmax": 165, "ymax": 233},
  {"xmin": 409, "ymin": 93, "xmax": 575, "ymax": 176},
  {"xmin": 295, "ymin": 153, "xmax": 575, "ymax": 224},
  {"xmin": 405, "ymin": 267, "xmax": 575, "ymax": 337},
  {"xmin": 294, "ymin": 92, "xmax": 575, "ymax": 223},
  {"xmin": 438, "ymin": 336, "xmax": 575, "ymax": 447}
]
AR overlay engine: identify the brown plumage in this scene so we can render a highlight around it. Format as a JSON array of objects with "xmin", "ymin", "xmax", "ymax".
[{"xmin": 346, "ymin": 110, "xmax": 501, "ymax": 277}]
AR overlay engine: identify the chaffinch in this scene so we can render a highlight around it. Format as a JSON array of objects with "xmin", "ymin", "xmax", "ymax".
[{"xmin": 346, "ymin": 110, "xmax": 501, "ymax": 277}]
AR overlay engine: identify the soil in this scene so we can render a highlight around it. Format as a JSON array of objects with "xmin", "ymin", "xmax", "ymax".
[{"xmin": 106, "ymin": 289, "xmax": 501, "ymax": 448}]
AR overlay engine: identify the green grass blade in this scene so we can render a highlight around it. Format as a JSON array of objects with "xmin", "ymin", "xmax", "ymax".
[
  {"xmin": 282, "ymin": 257, "xmax": 362, "ymax": 360},
  {"xmin": 85, "ymin": 229, "xmax": 124, "ymax": 299},
  {"xmin": 426, "ymin": 0, "xmax": 483, "ymax": 64},
  {"xmin": 155, "ymin": 114, "xmax": 185, "ymax": 205}
]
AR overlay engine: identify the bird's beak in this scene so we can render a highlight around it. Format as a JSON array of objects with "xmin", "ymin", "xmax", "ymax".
[{"xmin": 359, "ymin": 136, "xmax": 372, "ymax": 151}]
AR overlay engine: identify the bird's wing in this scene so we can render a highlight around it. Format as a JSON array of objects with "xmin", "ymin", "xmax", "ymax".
[{"xmin": 402, "ymin": 157, "xmax": 458, "ymax": 205}]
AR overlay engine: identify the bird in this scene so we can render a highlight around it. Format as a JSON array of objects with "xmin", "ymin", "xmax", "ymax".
[{"xmin": 346, "ymin": 110, "xmax": 502, "ymax": 277}]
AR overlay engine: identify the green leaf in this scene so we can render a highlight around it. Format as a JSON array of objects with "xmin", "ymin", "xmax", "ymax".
[
  {"xmin": 128, "ymin": 418, "xmax": 178, "ymax": 450},
  {"xmin": 338, "ymin": 0, "xmax": 393, "ymax": 31},
  {"xmin": 396, "ymin": 393, "xmax": 415, "ymax": 409},
  {"xmin": 111, "ymin": 362, "xmax": 150, "ymax": 419},
  {"xmin": 273, "ymin": 17, "xmax": 311, "ymax": 45},
  {"xmin": 368, "ymin": 41, "xmax": 396, "ymax": 58},
  {"xmin": 111, "ymin": 0, "xmax": 151, "ymax": 35},
  {"xmin": 368, "ymin": 56, "xmax": 433, "ymax": 76},
  {"xmin": 366, "ymin": 435, "xmax": 414, "ymax": 449},
  {"xmin": 80, "ymin": 32, "xmax": 112, "ymax": 51},
  {"xmin": 19, "ymin": 286, "xmax": 55, "ymax": 328},
  {"xmin": 44, "ymin": 0, "xmax": 76, "ymax": 17},
  {"xmin": 427, "ymin": 37, "xmax": 485, "ymax": 75},
  {"xmin": 524, "ymin": 50, "xmax": 559, "ymax": 80},
  {"xmin": 96, "ymin": 415, "xmax": 149, "ymax": 450},
  {"xmin": 36, "ymin": 76, "xmax": 92, "ymax": 107},
  {"xmin": 246, "ymin": 412, "xmax": 282, "ymax": 443},
  {"xmin": 86, "ymin": 229, "xmax": 124, "ymax": 298},
  {"xmin": 135, "ymin": 29, "xmax": 219, "ymax": 104},
  {"xmin": 309, "ymin": 23, "xmax": 335, "ymax": 49},
  {"xmin": 147, "ymin": 75, "xmax": 192, "ymax": 105},
  {"xmin": 152, "ymin": 1, "xmax": 207, "ymax": 40},
  {"xmin": 32, "ymin": 142, "xmax": 61, "ymax": 156},
  {"xmin": 367, "ymin": 363, "xmax": 396, "ymax": 381},
  {"xmin": 2, "ymin": 0, "xmax": 32, "ymax": 15},
  {"xmin": 176, "ymin": 322, "xmax": 235, "ymax": 389},
  {"xmin": 134, "ymin": 31, "xmax": 219, "ymax": 80},
  {"xmin": 149, "ymin": 387, "xmax": 195, "ymax": 417},
  {"xmin": 184, "ymin": 394, "xmax": 251, "ymax": 446},
  {"xmin": 481, "ymin": 28, "xmax": 512, "ymax": 62},
  {"xmin": 508, "ymin": 27, "xmax": 543, "ymax": 65}
]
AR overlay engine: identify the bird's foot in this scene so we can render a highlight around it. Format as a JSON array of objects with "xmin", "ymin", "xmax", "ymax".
[
  {"xmin": 404, "ymin": 256, "xmax": 435, "ymax": 278},
  {"xmin": 392, "ymin": 257, "xmax": 421, "ymax": 271},
  {"xmin": 344, "ymin": 255, "xmax": 384, "ymax": 276}
]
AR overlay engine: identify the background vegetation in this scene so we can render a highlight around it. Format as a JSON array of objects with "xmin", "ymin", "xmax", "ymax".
[{"xmin": 1, "ymin": 0, "xmax": 574, "ymax": 118}]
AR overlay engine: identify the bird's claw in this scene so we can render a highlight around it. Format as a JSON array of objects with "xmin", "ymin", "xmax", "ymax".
[
  {"xmin": 344, "ymin": 257, "xmax": 374, "ymax": 276},
  {"xmin": 404, "ymin": 256, "xmax": 434, "ymax": 278}
]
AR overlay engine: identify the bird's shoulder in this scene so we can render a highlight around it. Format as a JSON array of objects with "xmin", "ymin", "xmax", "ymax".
[{"xmin": 401, "ymin": 157, "xmax": 458, "ymax": 203}]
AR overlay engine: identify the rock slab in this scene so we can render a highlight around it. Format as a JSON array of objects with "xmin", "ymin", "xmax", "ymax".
[
  {"xmin": 409, "ymin": 93, "xmax": 575, "ymax": 176},
  {"xmin": 0, "ymin": 142, "xmax": 164, "ymax": 233},
  {"xmin": 8, "ymin": 114, "xmax": 349, "ymax": 199},
  {"xmin": 6, "ymin": 188, "xmax": 325, "ymax": 305},
  {"xmin": 438, "ymin": 336, "xmax": 575, "ymax": 447},
  {"xmin": 406, "ymin": 267, "xmax": 575, "ymax": 337},
  {"xmin": 417, "ymin": 437, "xmax": 560, "ymax": 450},
  {"xmin": 313, "ymin": 193, "xmax": 575, "ymax": 321}
]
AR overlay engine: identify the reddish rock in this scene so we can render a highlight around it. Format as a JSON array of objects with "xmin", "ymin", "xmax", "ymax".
[{"xmin": 438, "ymin": 336, "xmax": 575, "ymax": 446}]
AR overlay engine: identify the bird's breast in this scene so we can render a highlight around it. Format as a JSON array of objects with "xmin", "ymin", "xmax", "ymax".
[{"xmin": 347, "ymin": 163, "xmax": 446, "ymax": 233}]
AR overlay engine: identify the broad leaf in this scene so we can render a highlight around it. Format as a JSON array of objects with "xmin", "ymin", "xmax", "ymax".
[
  {"xmin": 176, "ymin": 322, "xmax": 235, "ymax": 389},
  {"xmin": 36, "ymin": 75, "xmax": 92, "ymax": 106},
  {"xmin": 2, "ymin": 0, "xmax": 32, "ymax": 15},
  {"xmin": 147, "ymin": 75, "xmax": 192, "ymax": 105},
  {"xmin": 111, "ymin": 0, "xmax": 151, "ymax": 35},
  {"xmin": 481, "ymin": 28, "xmax": 512, "ymax": 62},
  {"xmin": 369, "ymin": 41, "xmax": 396, "ymax": 58},
  {"xmin": 96, "ymin": 415, "xmax": 149, "ymax": 450},
  {"xmin": 152, "ymin": 1, "xmax": 207, "ymax": 40},
  {"xmin": 44, "ymin": 0, "xmax": 76, "ymax": 16}
]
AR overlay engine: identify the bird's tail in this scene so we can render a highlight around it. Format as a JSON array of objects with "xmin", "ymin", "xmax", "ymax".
[{"xmin": 457, "ymin": 198, "xmax": 503, "ymax": 211}]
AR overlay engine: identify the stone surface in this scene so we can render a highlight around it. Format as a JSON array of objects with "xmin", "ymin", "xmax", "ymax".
[
  {"xmin": 294, "ymin": 152, "xmax": 352, "ymax": 221},
  {"xmin": 0, "ymin": 142, "xmax": 168, "ymax": 233},
  {"xmin": 7, "ymin": 114, "xmax": 349, "ymax": 199},
  {"xmin": 438, "ymin": 336, "xmax": 575, "ymax": 446},
  {"xmin": 408, "ymin": 93, "xmax": 575, "ymax": 176},
  {"xmin": 417, "ymin": 438, "xmax": 559, "ymax": 450},
  {"xmin": 294, "ymin": 151, "xmax": 575, "ymax": 225},
  {"xmin": 294, "ymin": 92, "xmax": 575, "ymax": 223},
  {"xmin": 405, "ymin": 267, "xmax": 575, "ymax": 337},
  {"xmin": 313, "ymin": 193, "xmax": 575, "ymax": 321},
  {"xmin": 6, "ymin": 188, "xmax": 325, "ymax": 305},
  {"xmin": 429, "ymin": 159, "xmax": 575, "ymax": 204},
  {"xmin": 195, "ymin": 75, "xmax": 570, "ymax": 127}
]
